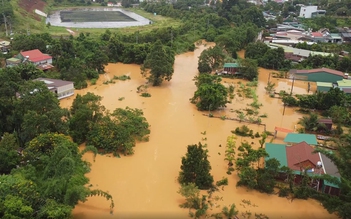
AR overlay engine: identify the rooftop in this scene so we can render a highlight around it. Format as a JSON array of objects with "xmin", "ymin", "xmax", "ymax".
[
  {"xmin": 337, "ymin": 79, "xmax": 351, "ymax": 87},
  {"xmin": 20, "ymin": 49, "xmax": 52, "ymax": 63},
  {"xmin": 316, "ymin": 82, "xmax": 333, "ymax": 87},
  {"xmin": 289, "ymin": 68, "xmax": 345, "ymax": 78},
  {"xmin": 286, "ymin": 141, "xmax": 323, "ymax": 172},
  {"xmin": 224, "ymin": 63, "xmax": 239, "ymax": 68},
  {"xmin": 265, "ymin": 143, "xmax": 288, "ymax": 167},
  {"xmin": 319, "ymin": 118, "xmax": 333, "ymax": 124},
  {"xmin": 340, "ymin": 87, "xmax": 351, "ymax": 93},
  {"xmin": 284, "ymin": 133, "xmax": 318, "ymax": 145},
  {"xmin": 34, "ymin": 78, "xmax": 73, "ymax": 88},
  {"xmin": 311, "ymin": 32, "xmax": 323, "ymax": 37}
]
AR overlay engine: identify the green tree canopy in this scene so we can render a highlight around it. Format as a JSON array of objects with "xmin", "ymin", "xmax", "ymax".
[
  {"xmin": 179, "ymin": 143, "xmax": 214, "ymax": 189},
  {"xmin": 191, "ymin": 74, "xmax": 229, "ymax": 111},
  {"xmin": 142, "ymin": 40, "xmax": 175, "ymax": 86}
]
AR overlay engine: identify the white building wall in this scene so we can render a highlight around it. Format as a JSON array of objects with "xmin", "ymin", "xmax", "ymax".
[
  {"xmin": 33, "ymin": 58, "xmax": 53, "ymax": 65},
  {"xmin": 299, "ymin": 6, "xmax": 318, "ymax": 18},
  {"xmin": 57, "ymin": 83, "xmax": 75, "ymax": 99}
]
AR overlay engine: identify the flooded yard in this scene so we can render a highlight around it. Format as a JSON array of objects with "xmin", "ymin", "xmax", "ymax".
[{"xmin": 60, "ymin": 44, "xmax": 337, "ymax": 219}]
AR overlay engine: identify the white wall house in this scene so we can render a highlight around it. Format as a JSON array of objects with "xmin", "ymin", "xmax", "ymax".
[
  {"xmin": 300, "ymin": 6, "xmax": 317, "ymax": 18},
  {"xmin": 35, "ymin": 78, "xmax": 75, "ymax": 100},
  {"xmin": 20, "ymin": 49, "xmax": 53, "ymax": 65}
]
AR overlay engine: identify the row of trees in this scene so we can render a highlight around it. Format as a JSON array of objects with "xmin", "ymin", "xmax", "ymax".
[{"xmin": 245, "ymin": 42, "xmax": 291, "ymax": 70}]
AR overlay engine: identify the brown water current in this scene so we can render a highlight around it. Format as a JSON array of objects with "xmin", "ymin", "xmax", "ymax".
[{"xmin": 62, "ymin": 45, "xmax": 338, "ymax": 219}]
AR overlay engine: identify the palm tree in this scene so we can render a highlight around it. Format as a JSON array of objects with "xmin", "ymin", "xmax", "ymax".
[
  {"xmin": 222, "ymin": 204, "xmax": 238, "ymax": 219},
  {"xmin": 298, "ymin": 113, "xmax": 324, "ymax": 132}
]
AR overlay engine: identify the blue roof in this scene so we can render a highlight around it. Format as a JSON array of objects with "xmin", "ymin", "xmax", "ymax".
[
  {"xmin": 265, "ymin": 143, "xmax": 287, "ymax": 167},
  {"xmin": 284, "ymin": 133, "xmax": 318, "ymax": 145}
]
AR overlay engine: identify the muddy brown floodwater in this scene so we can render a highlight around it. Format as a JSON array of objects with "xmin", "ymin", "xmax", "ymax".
[{"xmin": 61, "ymin": 44, "xmax": 338, "ymax": 219}]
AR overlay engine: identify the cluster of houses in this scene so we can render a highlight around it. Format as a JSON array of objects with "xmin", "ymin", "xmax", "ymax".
[
  {"xmin": 3, "ymin": 49, "xmax": 74, "ymax": 100},
  {"xmin": 265, "ymin": 132, "xmax": 340, "ymax": 196},
  {"xmin": 289, "ymin": 67, "xmax": 351, "ymax": 94}
]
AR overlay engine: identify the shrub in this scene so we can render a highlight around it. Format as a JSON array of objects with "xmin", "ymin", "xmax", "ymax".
[
  {"xmin": 141, "ymin": 92, "xmax": 151, "ymax": 97},
  {"xmin": 279, "ymin": 187, "xmax": 290, "ymax": 197},
  {"xmin": 90, "ymin": 79, "xmax": 97, "ymax": 85},
  {"xmin": 216, "ymin": 177, "xmax": 229, "ymax": 187}
]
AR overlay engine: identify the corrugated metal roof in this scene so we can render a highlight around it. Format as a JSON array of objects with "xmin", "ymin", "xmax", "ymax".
[
  {"xmin": 284, "ymin": 133, "xmax": 318, "ymax": 145},
  {"xmin": 290, "ymin": 68, "xmax": 345, "ymax": 77},
  {"xmin": 337, "ymin": 79, "xmax": 351, "ymax": 87},
  {"xmin": 265, "ymin": 143, "xmax": 288, "ymax": 167},
  {"xmin": 224, "ymin": 63, "xmax": 239, "ymax": 68},
  {"xmin": 316, "ymin": 82, "xmax": 333, "ymax": 87}
]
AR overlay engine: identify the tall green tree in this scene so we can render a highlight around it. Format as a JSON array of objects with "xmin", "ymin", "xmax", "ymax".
[
  {"xmin": 142, "ymin": 40, "xmax": 175, "ymax": 86},
  {"xmin": 0, "ymin": 133, "xmax": 20, "ymax": 175},
  {"xmin": 69, "ymin": 93, "xmax": 105, "ymax": 144},
  {"xmin": 87, "ymin": 107, "xmax": 150, "ymax": 155},
  {"xmin": 179, "ymin": 143, "xmax": 214, "ymax": 189},
  {"xmin": 191, "ymin": 74, "xmax": 229, "ymax": 111},
  {"xmin": 197, "ymin": 46, "xmax": 226, "ymax": 73},
  {"xmin": 239, "ymin": 58, "xmax": 258, "ymax": 81}
]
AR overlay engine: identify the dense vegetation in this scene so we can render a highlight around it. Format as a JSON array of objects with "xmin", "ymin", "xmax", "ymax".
[
  {"xmin": 0, "ymin": 63, "xmax": 150, "ymax": 217},
  {"xmin": 2, "ymin": 0, "xmax": 351, "ymax": 217}
]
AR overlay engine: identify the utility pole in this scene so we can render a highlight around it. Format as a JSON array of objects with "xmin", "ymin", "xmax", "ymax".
[
  {"xmin": 290, "ymin": 77, "xmax": 295, "ymax": 96},
  {"xmin": 2, "ymin": 0, "xmax": 8, "ymax": 37}
]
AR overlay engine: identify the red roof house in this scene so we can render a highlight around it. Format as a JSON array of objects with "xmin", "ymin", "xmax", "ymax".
[
  {"xmin": 19, "ymin": 49, "xmax": 52, "ymax": 64},
  {"xmin": 286, "ymin": 141, "xmax": 323, "ymax": 173}
]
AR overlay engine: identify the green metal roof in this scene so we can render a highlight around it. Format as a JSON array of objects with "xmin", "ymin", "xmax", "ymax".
[
  {"xmin": 316, "ymin": 82, "xmax": 333, "ymax": 87},
  {"xmin": 284, "ymin": 133, "xmax": 318, "ymax": 145},
  {"xmin": 337, "ymin": 79, "xmax": 351, "ymax": 87},
  {"xmin": 7, "ymin": 58, "xmax": 21, "ymax": 62},
  {"xmin": 265, "ymin": 143, "xmax": 287, "ymax": 167},
  {"xmin": 324, "ymin": 178, "xmax": 340, "ymax": 189},
  {"xmin": 224, "ymin": 63, "xmax": 239, "ymax": 68},
  {"xmin": 330, "ymin": 33, "xmax": 342, "ymax": 39}
]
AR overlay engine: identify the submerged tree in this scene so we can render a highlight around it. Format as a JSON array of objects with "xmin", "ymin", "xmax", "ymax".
[
  {"xmin": 191, "ymin": 74, "xmax": 229, "ymax": 111},
  {"xmin": 179, "ymin": 143, "xmax": 214, "ymax": 189},
  {"xmin": 141, "ymin": 40, "xmax": 175, "ymax": 86}
]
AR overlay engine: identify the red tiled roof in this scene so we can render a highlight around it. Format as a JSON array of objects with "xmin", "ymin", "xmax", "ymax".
[
  {"xmin": 311, "ymin": 32, "xmax": 323, "ymax": 37},
  {"xmin": 286, "ymin": 141, "xmax": 323, "ymax": 173},
  {"xmin": 289, "ymin": 68, "xmax": 345, "ymax": 78},
  {"xmin": 20, "ymin": 49, "xmax": 52, "ymax": 63}
]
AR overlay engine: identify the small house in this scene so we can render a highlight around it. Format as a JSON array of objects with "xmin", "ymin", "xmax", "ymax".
[
  {"xmin": 6, "ymin": 58, "xmax": 22, "ymax": 67},
  {"xmin": 316, "ymin": 82, "xmax": 333, "ymax": 92},
  {"xmin": 34, "ymin": 78, "xmax": 74, "ymax": 100},
  {"xmin": 318, "ymin": 118, "xmax": 333, "ymax": 131},
  {"xmin": 18, "ymin": 49, "xmax": 52, "ymax": 65},
  {"xmin": 0, "ymin": 41, "xmax": 10, "ymax": 54},
  {"xmin": 265, "ymin": 142, "xmax": 341, "ymax": 196},
  {"xmin": 107, "ymin": 2, "xmax": 114, "ymax": 6},
  {"xmin": 223, "ymin": 63, "xmax": 240, "ymax": 75},
  {"xmin": 289, "ymin": 68, "xmax": 347, "ymax": 83},
  {"xmin": 284, "ymin": 133, "xmax": 317, "ymax": 145}
]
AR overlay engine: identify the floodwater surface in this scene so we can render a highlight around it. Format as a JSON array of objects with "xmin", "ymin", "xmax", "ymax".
[{"xmin": 61, "ymin": 45, "xmax": 337, "ymax": 219}]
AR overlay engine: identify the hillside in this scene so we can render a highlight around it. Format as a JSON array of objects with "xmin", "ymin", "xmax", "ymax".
[{"xmin": 4, "ymin": 0, "xmax": 50, "ymax": 36}]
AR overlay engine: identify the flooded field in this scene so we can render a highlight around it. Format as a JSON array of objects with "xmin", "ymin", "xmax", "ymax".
[
  {"xmin": 47, "ymin": 8, "xmax": 150, "ymax": 28},
  {"xmin": 61, "ymin": 44, "xmax": 337, "ymax": 219}
]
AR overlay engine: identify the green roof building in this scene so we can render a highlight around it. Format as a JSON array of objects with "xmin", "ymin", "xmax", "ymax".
[
  {"xmin": 265, "ymin": 143, "xmax": 287, "ymax": 167},
  {"xmin": 317, "ymin": 82, "xmax": 333, "ymax": 92},
  {"xmin": 289, "ymin": 68, "xmax": 346, "ymax": 83},
  {"xmin": 337, "ymin": 79, "xmax": 351, "ymax": 88},
  {"xmin": 283, "ymin": 133, "xmax": 318, "ymax": 145},
  {"xmin": 223, "ymin": 63, "xmax": 240, "ymax": 75}
]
